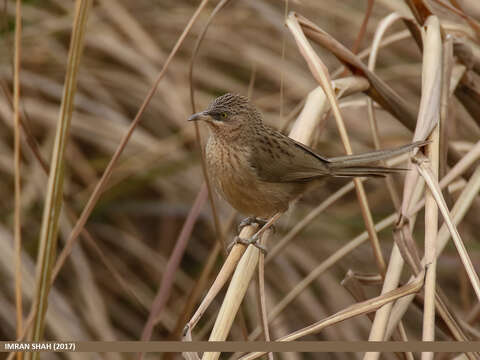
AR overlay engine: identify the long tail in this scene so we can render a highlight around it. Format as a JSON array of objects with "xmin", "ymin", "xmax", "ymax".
[
  {"xmin": 326, "ymin": 140, "xmax": 427, "ymax": 177},
  {"xmin": 328, "ymin": 140, "xmax": 427, "ymax": 167},
  {"xmin": 328, "ymin": 165, "xmax": 407, "ymax": 178}
]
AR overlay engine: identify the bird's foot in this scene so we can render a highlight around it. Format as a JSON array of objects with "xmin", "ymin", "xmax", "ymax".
[
  {"xmin": 237, "ymin": 217, "xmax": 267, "ymax": 234},
  {"xmin": 227, "ymin": 235, "xmax": 267, "ymax": 254}
]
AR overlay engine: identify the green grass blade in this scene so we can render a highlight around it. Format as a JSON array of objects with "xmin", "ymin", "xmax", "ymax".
[{"xmin": 27, "ymin": 0, "xmax": 92, "ymax": 354}]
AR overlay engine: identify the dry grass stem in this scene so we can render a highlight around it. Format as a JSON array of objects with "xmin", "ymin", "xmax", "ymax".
[
  {"xmin": 414, "ymin": 154, "xmax": 480, "ymax": 302},
  {"xmin": 202, "ymin": 230, "xmax": 272, "ymax": 360},
  {"xmin": 417, "ymin": 16, "xmax": 442, "ymax": 356},
  {"xmin": 256, "ymin": 248, "xmax": 273, "ymax": 360},
  {"xmin": 364, "ymin": 245, "xmax": 406, "ymax": 360},
  {"xmin": 184, "ymin": 225, "xmax": 256, "ymax": 336}
]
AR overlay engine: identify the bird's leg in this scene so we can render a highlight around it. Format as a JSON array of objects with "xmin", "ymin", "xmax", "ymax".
[
  {"xmin": 240, "ymin": 212, "xmax": 282, "ymax": 253},
  {"xmin": 228, "ymin": 214, "xmax": 281, "ymax": 254},
  {"xmin": 237, "ymin": 217, "xmax": 267, "ymax": 234},
  {"xmin": 227, "ymin": 216, "xmax": 273, "ymax": 254}
]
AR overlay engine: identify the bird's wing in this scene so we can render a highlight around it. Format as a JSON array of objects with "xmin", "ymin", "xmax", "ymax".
[
  {"xmin": 248, "ymin": 129, "xmax": 331, "ymax": 183},
  {"xmin": 290, "ymin": 138, "xmax": 331, "ymax": 163},
  {"xmin": 247, "ymin": 128, "xmax": 425, "ymax": 182}
]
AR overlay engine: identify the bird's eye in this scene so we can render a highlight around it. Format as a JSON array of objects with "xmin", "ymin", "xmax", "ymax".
[{"xmin": 221, "ymin": 112, "xmax": 227, "ymax": 119}]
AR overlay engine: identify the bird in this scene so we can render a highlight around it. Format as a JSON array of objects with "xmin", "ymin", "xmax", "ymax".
[{"xmin": 188, "ymin": 93, "xmax": 424, "ymax": 250}]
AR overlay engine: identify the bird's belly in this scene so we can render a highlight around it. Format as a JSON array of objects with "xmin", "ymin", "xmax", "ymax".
[
  {"xmin": 220, "ymin": 178, "xmax": 284, "ymax": 218},
  {"xmin": 219, "ymin": 177, "xmax": 293, "ymax": 218},
  {"xmin": 207, "ymin": 143, "xmax": 296, "ymax": 218}
]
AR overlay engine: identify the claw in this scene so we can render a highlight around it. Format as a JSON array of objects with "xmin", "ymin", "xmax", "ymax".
[
  {"xmin": 237, "ymin": 217, "xmax": 266, "ymax": 233},
  {"xmin": 227, "ymin": 236, "xmax": 247, "ymax": 252},
  {"xmin": 227, "ymin": 235, "xmax": 267, "ymax": 254}
]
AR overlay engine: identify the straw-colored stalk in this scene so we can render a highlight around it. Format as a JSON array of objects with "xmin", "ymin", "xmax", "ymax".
[
  {"xmin": 364, "ymin": 245, "xmax": 408, "ymax": 357},
  {"xmin": 421, "ymin": 15, "xmax": 443, "ymax": 358},
  {"xmin": 256, "ymin": 247, "xmax": 272, "ymax": 360},
  {"xmin": 422, "ymin": 124, "xmax": 440, "ymax": 354},
  {"xmin": 417, "ymin": 154, "xmax": 480, "ymax": 293},
  {"xmin": 202, "ymin": 227, "xmax": 271, "ymax": 360},
  {"xmin": 184, "ymin": 230, "xmax": 252, "ymax": 334}
]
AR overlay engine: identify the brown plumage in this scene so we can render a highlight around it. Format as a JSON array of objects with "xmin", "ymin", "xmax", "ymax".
[{"xmin": 189, "ymin": 93, "xmax": 424, "ymax": 219}]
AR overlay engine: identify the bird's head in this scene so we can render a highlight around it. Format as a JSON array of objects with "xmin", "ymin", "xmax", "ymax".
[{"xmin": 188, "ymin": 93, "xmax": 262, "ymax": 137}]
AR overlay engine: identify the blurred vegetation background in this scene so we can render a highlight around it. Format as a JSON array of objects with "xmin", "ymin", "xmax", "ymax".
[{"xmin": 1, "ymin": 0, "xmax": 480, "ymax": 359}]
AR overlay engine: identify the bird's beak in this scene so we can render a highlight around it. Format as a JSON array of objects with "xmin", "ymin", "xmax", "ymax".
[{"xmin": 188, "ymin": 111, "xmax": 210, "ymax": 122}]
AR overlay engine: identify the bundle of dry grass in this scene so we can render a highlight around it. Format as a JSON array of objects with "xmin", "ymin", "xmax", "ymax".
[{"xmin": 1, "ymin": 1, "xmax": 480, "ymax": 360}]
